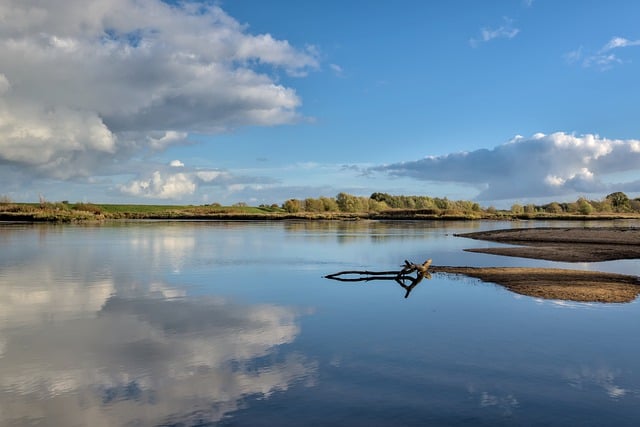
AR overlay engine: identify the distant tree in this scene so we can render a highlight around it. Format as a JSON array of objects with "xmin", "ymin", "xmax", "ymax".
[
  {"xmin": 590, "ymin": 199, "xmax": 609, "ymax": 212},
  {"xmin": 606, "ymin": 192, "xmax": 630, "ymax": 211},
  {"xmin": 283, "ymin": 199, "xmax": 301, "ymax": 213},
  {"xmin": 511, "ymin": 204, "xmax": 524, "ymax": 215},
  {"xmin": 577, "ymin": 197, "xmax": 593, "ymax": 215},
  {"xmin": 336, "ymin": 193, "xmax": 361, "ymax": 212},
  {"xmin": 370, "ymin": 192, "xmax": 390, "ymax": 203},
  {"xmin": 320, "ymin": 197, "xmax": 339, "ymax": 212},
  {"xmin": 545, "ymin": 202, "xmax": 563, "ymax": 214},
  {"xmin": 304, "ymin": 198, "xmax": 324, "ymax": 212},
  {"xmin": 434, "ymin": 198, "xmax": 450, "ymax": 210},
  {"xmin": 367, "ymin": 198, "xmax": 388, "ymax": 212}
]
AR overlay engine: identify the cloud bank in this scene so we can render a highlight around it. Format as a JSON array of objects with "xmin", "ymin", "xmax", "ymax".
[
  {"xmin": 0, "ymin": 0, "xmax": 317, "ymax": 181},
  {"xmin": 372, "ymin": 132, "xmax": 640, "ymax": 201}
]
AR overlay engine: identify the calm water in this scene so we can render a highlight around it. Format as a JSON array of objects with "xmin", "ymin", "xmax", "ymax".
[{"xmin": 1, "ymin": 220, "xmax": 639, "ymax": 426}]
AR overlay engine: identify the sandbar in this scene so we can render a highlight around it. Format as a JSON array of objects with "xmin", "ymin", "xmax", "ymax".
[
  {"xmin": 456, "ymin": 227, "xmax": 640, "ymax": 262},
  {"xmin": 430, "ymin": 227, "xmax": 640, "ymax": 302},
  {"xmin": 430, "ymin": 266, "xmax": 640, "ymax": 303}
]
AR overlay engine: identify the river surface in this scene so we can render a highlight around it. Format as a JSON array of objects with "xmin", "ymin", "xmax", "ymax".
[{"xmin": 1, "ymin": 220, "xmax": 639, "ymax": 426}]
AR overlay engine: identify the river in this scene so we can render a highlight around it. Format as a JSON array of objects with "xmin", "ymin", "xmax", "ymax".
[{"xmin": 1, "ymin": 220, "xmax": 639, "ymax": 426}]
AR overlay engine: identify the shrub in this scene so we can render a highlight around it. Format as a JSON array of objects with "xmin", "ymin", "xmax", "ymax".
[
  {"xmin": 283, "ymin": 199, "xmax": 301, "ymax": 213},
  {"xmin": 577, "ymin": 198, "xmax": 593, "ymax": 215},
  {"xmin": 73, "ymin": 203, "xmax": 103, "ymax": 214}
]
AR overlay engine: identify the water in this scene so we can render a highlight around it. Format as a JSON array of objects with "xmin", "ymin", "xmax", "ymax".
[{"xmin": 1, "ymin": 220, "xmax": 639, "ymax": 426}]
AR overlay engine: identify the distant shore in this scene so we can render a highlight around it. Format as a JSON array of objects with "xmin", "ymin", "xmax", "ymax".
[{"xmin": 2, "ymin": 202, "xmax": 640, "ymax": 223}]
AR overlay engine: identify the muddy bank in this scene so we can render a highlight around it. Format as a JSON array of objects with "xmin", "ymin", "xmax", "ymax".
[
  {"xmin": 430, "ymin": 266, "xmax": 640, "ymax": 303},
  {"xmin": 457, "ymin": 227, "xmax": 640, "ymax": 262}
]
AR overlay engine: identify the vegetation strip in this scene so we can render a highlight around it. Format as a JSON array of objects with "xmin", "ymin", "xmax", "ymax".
[{"xmin": 2, "ymin": 191, "xmax": 640, "ymax": 222}]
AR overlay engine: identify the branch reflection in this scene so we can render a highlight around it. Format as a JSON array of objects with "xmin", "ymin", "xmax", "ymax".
[{"xmin": 325, "ymin": 259, "xmax": 432, "ymax": 298}]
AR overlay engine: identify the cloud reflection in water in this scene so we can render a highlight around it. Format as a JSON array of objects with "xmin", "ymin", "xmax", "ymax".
[{"xmin": 0, "ymin": 266, "xmax": 315, "ymax": 426}]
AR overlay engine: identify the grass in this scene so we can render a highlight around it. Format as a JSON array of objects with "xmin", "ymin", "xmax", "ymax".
[{"xmin": 0, "ymin": 202, "xmax": 295, "ymax": 222}]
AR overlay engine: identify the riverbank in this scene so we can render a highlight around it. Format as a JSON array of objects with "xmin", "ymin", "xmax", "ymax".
[{"xmin": 3, "ymin": 202, "xmax": 640, "ymax": 223}]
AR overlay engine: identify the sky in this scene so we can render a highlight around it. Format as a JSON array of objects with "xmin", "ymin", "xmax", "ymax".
[{"xmin": 1, "ymin": 0, "xmax": 640, "ymax": 208}]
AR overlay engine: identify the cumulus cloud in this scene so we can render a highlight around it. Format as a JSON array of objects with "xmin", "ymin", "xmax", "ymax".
[
  {"xmin": 371, "ymin": 132, "xmax": 640, "ymax": 201},
  {"xmin": 119, "ymin": 170, "xmax": 197, "ymax": 199},
  {"xmin": 0, "ymin": 0, "xmax": 318, "ymax": 181},
  {"xmin": 116, "ymin": 162, "xmax": 281, "ymax": 200},
  {"xmin": 470, "ymin": 17, "xmax": 519, "ymax": 47}
]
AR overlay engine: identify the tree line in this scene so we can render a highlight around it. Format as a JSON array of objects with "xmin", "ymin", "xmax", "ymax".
[
  {"xmin": 280, "ymin": 191, "xmax": 640, "ymax": 216},
  {"xmin": 511, "ymin": 192, "xmax": 640, "ymax": 215},
  {"xmin": 281, "ymin": 192, "xmax": 481, "ymax": 215}
]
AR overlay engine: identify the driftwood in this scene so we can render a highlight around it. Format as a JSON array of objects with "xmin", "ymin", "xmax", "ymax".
[{"xmin": 325, "ymin": 259, "xmax": 432, "ymax": 298}]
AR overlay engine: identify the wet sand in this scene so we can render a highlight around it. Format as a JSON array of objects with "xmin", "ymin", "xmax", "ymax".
[
  {"xmin": 430, "ymin": 266, "xmax": 640, "ymax": 303},
  {"xmin": 432, "ymin": 227, "xmax": 640, "ymax": 303},
  {"xmin": 457, "ymin": 227, "xmax": 640, "ymax": 262}
]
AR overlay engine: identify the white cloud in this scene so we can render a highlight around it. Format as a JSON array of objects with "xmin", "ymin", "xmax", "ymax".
[
  {"xmin": 148, "ymin": 131, "xmax": 189, "ymax": 151},
  {"xmin": 329, "ymin": 63, "xmax": 344, "ymax": 77},
  {"xmin": 371, "ymin": 132, "xmax": 640, "ymax": 201},
  {"xmin": 602, "ymin": 37, "xmax": 640, "ymax": 51},
  {"xmin": 470, "ymin": 17, "xmax": 520, "ymax": 47},
  {"xmin": 0, "ymin": 74, "xmax": 9, "ymax": 94},
  {"xmin": 195, "ymin": 170, "xmax": 230, "ymax": 182},
  {"xmin": 568, "ymin": 36, "xmax": 640, "ymax": 70},
  {"xmin": 119, "ymin": 170, "xmax": 196, "ymax": 199},
  {"xmin": 117, "ymin": 166, "xmax": 270, "ymax": 200},
  {"xmin": 564, "ymin": 47, "xmax": 583, "ymax": 64},
  {"xmin": 0, "ymin": 0, "xmax": 318, "ymax": 181},
  {"xmin": 583, "ymin": 53, "xmax": 622, "ymax": 70}
]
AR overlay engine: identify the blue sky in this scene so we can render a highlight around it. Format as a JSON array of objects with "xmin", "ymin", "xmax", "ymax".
[{"xmin": 1, "ymin": 0, "xmax": 640, "ymax": 207}]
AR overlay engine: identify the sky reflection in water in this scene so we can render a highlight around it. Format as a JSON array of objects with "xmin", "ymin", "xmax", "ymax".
[{"xmin": 0, "ymin": 220, "xmax": 639, "ymax": 426}]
